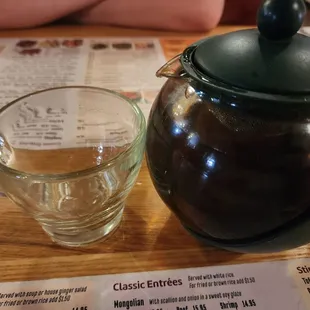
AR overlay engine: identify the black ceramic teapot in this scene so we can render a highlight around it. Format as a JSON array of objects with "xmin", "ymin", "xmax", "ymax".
[{"xmin": 145, "ymin": 0, "xmax": 310, "ymax": 253}]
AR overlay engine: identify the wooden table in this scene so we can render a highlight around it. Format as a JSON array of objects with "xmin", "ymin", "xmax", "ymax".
[{"xmin": 0, "ymin": 25, "xmax": 309, "ymax": 284}]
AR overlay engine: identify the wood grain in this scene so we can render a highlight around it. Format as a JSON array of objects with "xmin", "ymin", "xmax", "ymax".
[{"xmin": 0, "ymin": 25, "xmax": 309, "ymax": 284}]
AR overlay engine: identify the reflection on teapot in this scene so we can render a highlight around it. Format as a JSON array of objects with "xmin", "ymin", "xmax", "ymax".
[{"xmin": 146, "ymin": 0, "xmax": 310, "ymax": 253}]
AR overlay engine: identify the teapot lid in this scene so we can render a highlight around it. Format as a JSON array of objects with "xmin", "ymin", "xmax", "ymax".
[{"xmin": 181, "ymin": 0, "xmax": 309, "ymax": 96}]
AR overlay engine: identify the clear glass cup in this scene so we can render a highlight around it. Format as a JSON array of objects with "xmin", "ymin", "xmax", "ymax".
[{"xmin": 0, "ymin": 86, "xmax": 146, "ymax": 247}]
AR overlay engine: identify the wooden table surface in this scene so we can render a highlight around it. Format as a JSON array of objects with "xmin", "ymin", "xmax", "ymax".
[{"xmin": 0, "ymin": 25, "xmax": 309, "ymax": 284}]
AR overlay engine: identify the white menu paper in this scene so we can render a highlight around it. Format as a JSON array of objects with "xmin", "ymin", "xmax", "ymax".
[
  {"xmin": 0, "ymin": 37, "xmax": 166, "ymax": 119},
  {"xmin": 0, "ymin": 37, "xmax": 166, "ymax": 150},
  {"xmin": 1, "ymin": 258, "xmax": 310, "ymax": 309}
]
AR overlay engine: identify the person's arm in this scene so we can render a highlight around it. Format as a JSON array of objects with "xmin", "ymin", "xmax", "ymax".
[
  {"xmin": 0, "ymin": 0, "xmax": 101, "ymax": 29},
  {"xmin": 69, "ymin": 0, "xmax": 225, "ymax": 32}
]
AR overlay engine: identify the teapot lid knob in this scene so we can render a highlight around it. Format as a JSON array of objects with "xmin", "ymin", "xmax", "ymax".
[{"xmin": 257, "ymin": 0, "xmax": 307, "ymax": 40}]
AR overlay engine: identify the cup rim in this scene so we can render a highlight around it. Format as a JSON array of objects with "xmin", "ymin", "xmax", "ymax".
[{"xmin": 0, "ymin": 86, "xmax": 146, "ymax": 181}]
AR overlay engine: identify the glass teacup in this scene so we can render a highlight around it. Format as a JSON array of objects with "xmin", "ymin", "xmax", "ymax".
[{"xmin": 0, "ymin": 86, "xmax": 146, "ymax": 247}]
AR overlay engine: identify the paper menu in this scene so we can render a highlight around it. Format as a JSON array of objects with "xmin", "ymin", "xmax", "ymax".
[
  {"xmin": 0, "ymin": 37, "xmax": 170, "ymax": 152},
  {"xmin": 0, "ymin": 37, "xmax": 167, "ymax": 118},
  {"xmin": 1, "ymin": 258, "xmax": 310, "ymax": 309}
]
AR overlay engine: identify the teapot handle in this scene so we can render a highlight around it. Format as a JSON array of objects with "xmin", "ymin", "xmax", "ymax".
[{"xmin": 156, "ymin": 54, "xmax": 187, "ymax": 78}]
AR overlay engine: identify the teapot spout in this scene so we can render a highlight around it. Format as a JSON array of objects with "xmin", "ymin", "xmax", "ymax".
[{"xmin": 156, "ymin": 54, "xmax": 187, "ymax": 78}]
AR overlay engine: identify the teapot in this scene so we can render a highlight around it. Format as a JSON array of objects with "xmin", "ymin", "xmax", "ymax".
[{"xmin": 145, "ymin": 0, "xmax": 310, "ymax": 253}]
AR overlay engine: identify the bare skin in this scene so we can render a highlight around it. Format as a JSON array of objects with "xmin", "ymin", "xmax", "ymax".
[
  {"xmin": 0, "ymin": 0, "xmax": 101, "ymax": 29},
  {"xmin": 68, "ymin": 0, "xmax": 225, "ymax": 31},
  {"xmin": 0, "ymin": 0, "xmax": 259, "ymax": 31}
]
